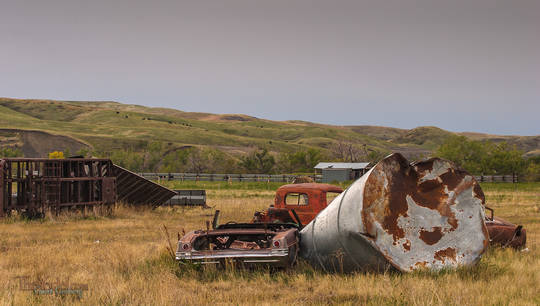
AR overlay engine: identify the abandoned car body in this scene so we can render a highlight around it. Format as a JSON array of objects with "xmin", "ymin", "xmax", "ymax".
[
  {"xmin": 300, "ymin": 153, "xmax": 490, "ymax": 273},
  {"xmin": 176, "ymin": 223, "xmax": 299, "ymax": 268},
  {"xmin": 484, "ymin": 207, "xmax": 526, "ymax": 249}
]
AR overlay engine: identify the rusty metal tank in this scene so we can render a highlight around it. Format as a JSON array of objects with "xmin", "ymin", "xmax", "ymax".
[{"xmin": 300, "ymin": 153, "xmax": 489, "ymax": 272}]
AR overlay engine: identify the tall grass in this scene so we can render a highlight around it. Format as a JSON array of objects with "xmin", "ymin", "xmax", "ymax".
[{"xmin": 0, "ymin": 184, "xmax": 538, "ymax": 305}]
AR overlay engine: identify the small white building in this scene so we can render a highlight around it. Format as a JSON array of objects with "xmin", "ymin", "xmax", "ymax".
[{"xmin": 314, "ymin": 162, "xmax": 371, "ymax": 183}]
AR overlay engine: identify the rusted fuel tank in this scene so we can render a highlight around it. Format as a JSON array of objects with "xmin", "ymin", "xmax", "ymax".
[{"xmin": 300, "ymin": 153, "xmax": 489, "ymax": 272}]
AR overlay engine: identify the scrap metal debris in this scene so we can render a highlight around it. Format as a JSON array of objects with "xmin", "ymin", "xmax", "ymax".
[{"xmin": 163, "ymin": 189, "xmax": 207, "ymax": 207}]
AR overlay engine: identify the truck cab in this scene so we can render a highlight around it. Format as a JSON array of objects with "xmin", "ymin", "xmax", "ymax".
[{"xmin": 253, "ymin": 183, "xmax": 343, "ymax": 226}]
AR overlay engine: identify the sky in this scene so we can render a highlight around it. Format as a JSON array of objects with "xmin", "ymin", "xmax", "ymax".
[{"xmin": 1, "ymin": 0, "xmax": 539, "ymax": 135}]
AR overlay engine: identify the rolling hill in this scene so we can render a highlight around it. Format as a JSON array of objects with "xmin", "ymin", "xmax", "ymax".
[{"xmin": 0, "ymin": 97, "xmax": 538, "ymax": 160}]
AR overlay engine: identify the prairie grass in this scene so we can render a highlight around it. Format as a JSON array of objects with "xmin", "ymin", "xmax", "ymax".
[{"xmin": 0, "ymin": 183, "xmax": 538, "ymax": 305}]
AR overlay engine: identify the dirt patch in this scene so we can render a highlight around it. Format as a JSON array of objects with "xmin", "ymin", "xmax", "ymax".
[{"xmin": 0, "ymin": 129, "xmax": 90, "ymax": 157}]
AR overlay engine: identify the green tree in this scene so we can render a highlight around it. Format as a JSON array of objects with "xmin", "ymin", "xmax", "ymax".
[
  {"xmin": 483, "ymin": 142, "xmax": 525, "ymax": 174},
  {"xmin": 436, "ymin": 136, "xmax": 526, "ymax": 175},
  {"xmin": 109, "ymin": 149, "xmax": 144, "ymax": 171},
  {"xmin": 278, "ymin": 149, "xmax": 322, "ymax": 173},
  {"xmin": 436, "ymin": 136, "xmax": 486, "ymax": 173},
  {"xmin": 159, "ymin": 148, "xmax": 191, "ymax": 173},
  {"xmin": 240, "ymin": 148, "xmax": 276, "ymax": 173},
  {"xmin": 524, "ymin": 156, "xmax": 540, "ymax": 181},
  {"xmin": 143, "ymin": 142, "xmax": 165, "ymax": 171},
  {"xmin": 204, "ymin": 149, "xmax": 240, "ymax": 173}
]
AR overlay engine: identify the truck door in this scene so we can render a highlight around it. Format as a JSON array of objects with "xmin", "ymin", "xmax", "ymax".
[{"xmin": 284, "ymin": 192, "xmax": 314, "ymax": 225}]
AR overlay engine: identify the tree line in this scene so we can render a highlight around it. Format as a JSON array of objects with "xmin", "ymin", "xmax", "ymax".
[
  {"xmin": 436, "ymin": 135, "xmax": 539, "ymax": 181},
  {"xmin": 0, "ymin": 136, "xmax": 538, "ymax": 181},
  {"xmin": 105, "ymin": 146, "xmax": 329, "ymax": 174}
]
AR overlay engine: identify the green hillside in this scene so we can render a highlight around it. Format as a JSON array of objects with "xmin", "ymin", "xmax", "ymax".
[{"xmin": 0, "ymin": 98, "xmax": 538, "ymax": 171}]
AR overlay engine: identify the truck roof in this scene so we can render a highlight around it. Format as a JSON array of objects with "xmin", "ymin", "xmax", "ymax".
[{"xmin": 276, "ymin": 183, "xmax": 343, "ymax": 193}]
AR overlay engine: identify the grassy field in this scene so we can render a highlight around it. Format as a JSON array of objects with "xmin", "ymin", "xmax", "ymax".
[{"xmin": 0, "ymin": 182, "xmax": 538, "ymax": 305}]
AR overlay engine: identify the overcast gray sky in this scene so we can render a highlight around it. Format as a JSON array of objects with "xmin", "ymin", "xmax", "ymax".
[{"xmin": 1, "ymin": 0, "xmax": 538, "ymax": 135}]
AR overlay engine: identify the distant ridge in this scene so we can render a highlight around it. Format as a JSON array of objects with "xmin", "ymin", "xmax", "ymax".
[{"xmin": 0, "ymin": 97, "xmax": 538, "ymax": 158}]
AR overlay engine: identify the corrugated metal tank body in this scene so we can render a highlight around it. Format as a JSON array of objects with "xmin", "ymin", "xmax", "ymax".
[{"xmin": 300, "ymin": 153, "xmax": 489, "ymax": 272}]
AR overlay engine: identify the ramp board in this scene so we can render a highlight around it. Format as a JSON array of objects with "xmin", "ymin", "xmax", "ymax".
[{"xmin": 112, "ymin": 165, "xmax": 177, "ymax": 207}]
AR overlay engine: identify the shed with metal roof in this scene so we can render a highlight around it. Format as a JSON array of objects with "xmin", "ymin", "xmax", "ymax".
[{"xmin": 314, "ymin": 162, "xmax": 371, "ymax": 183}]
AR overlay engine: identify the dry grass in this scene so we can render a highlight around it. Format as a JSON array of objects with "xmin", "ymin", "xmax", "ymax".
[{"xmin": 0, "ymin": 185, "xmax": 538, "ymax": 305}]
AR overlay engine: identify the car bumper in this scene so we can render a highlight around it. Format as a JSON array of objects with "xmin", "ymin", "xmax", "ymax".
[{"xmin": 176, "ymin": 248, "xmax": 291, "ymax": 267}]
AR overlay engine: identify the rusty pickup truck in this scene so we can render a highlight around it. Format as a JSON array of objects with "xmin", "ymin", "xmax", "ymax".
[{"xmin": 253, "ymin": 183, "xmax": 343, "ymax": 226}]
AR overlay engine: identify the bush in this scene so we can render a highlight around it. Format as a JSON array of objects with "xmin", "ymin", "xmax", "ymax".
[
  {"xmin": 48, "ymin": 151, "xmax": 64, "ymax": 159},
  {"xmin": 0, "ymin": 147, "xmax": 22, "ymax": 157}
]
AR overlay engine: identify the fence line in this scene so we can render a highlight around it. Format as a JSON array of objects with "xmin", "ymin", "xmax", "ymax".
[
  {"xmin": 138, "ymin": 173, "xmax": 519, "ymax": 183},
  {"xmin": 138, "ymin": 173, "xmax": 323, "ymax": 183},
  {"xmin": 473, "ymin": 174, "xmax": 519, "ymax": 183}
]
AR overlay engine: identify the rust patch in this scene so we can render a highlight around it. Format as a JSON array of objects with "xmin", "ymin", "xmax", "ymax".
[
  {"xmin": 362, "ymin": 170, "xmax": 390, "ymax": 237},
  {"xmin": 413, "ymin": 159, "xmax": 435, "ymax": 175},
  {"xmin": 274, "ymin": 194, "xmax": 282, "ymax": 206},
  {"xmin": 382, "ymin": 154, "xmax": 411, "ymax": 241},
  {"xmin": 419, "ymin": 227, "xmax": 443, "ymax": 245},
  {"xmin": 437, "ymin": 203, "xmax": 459, "ymax": 230},
  {"xmin": 434, "ymin": 247, "xmax": 457, "ymax": 263},
  {"xmin": 440, "ymin": 169, "xmax": 462, "ymax": 191},
  {"xmin": 473, "ymin": 183, "xmax": 486, "ymax": 205},
  {"xmin": 414, "ymin": 261, "xmax": 429, "ymax": 268},
  {"xmin": 410, "ymin": 179, "xmax": 448, "ymax": 210},
  {"xmin": 402, "ymin": 240, "xmax": 411, "ymax": 251}
]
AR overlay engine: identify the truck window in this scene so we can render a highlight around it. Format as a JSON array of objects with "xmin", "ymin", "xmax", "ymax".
[{"xmin": 285, "ymin": 193, "xmax": 309, "ymax": 205}]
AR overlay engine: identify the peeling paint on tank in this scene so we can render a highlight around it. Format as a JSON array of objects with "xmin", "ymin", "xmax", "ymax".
[
  {"xmin": 434, "ymin": 247, "xmax": 457, "ymax": 264},
  {"xmin": 419, "ymin": 227, "xmax": 443, "ymax": 245}
]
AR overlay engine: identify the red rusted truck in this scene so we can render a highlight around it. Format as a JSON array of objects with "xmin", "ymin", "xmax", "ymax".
[{"xmin": 252, "ymin": 183, "xmax": 343, "ymax": 226}]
